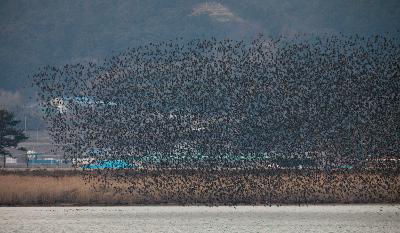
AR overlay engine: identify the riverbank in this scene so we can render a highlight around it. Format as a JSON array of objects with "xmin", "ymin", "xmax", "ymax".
[{"xmin": 0, "ymin": 169, "xmax": 399, "ymax": 206}]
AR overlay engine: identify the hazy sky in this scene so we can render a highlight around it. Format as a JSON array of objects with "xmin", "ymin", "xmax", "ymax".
[{"xmin": 0, "ymin": 0, "xmax": 399, "ymax": 94}]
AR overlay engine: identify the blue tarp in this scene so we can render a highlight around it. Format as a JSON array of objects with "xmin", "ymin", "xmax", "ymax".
[
  {"xmin": 81, "ymin": 160, "xmax": 136, "ymax": 169},
  {"xmin": 28, "ymin": 159, "xmax": 60, "ymax": 165}
]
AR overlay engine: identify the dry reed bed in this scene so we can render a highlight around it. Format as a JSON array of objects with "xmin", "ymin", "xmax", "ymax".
[{"xmin": 0, "ymin": 169, "xmax": 399, "ymax": 205}]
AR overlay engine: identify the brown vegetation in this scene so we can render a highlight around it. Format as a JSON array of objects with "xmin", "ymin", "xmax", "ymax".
[{"xmin": 0, "ymin": 169, "xmax": 399, "ymax": 206}]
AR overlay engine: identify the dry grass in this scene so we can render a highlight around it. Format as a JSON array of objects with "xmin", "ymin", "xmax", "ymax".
[
  {"xmin": 0, "ymin": 169, "xmax": 399, "ymax": 205},
  {"xmin": 0, "ymin": 171, "xmax": 139, "ymax": 205}
]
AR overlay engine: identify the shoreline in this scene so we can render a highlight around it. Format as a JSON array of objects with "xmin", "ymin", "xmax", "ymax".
[{"xmin": 2, "ymin": 203, "xmax": 399, "ymax": 207}]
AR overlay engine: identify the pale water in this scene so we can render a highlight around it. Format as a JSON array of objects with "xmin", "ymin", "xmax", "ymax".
[{"xmin": 0, "ymin": 205, "xmax": 399, "ymax": 233}]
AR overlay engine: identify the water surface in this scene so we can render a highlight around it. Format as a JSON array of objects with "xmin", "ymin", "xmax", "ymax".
[{"xmin": 0, "ymin": 205, "xmax": 399, "ymax": 233}]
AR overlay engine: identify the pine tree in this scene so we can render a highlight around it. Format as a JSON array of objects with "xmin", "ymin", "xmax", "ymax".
[{"xmin": 0, "ymin": 109, "xmax": 28, "ymax": 167}]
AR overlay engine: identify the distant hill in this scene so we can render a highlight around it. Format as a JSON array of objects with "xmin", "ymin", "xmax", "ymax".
[{"xmin": 1, "ymin": 0, "xmax": 399, "ymax": 91}]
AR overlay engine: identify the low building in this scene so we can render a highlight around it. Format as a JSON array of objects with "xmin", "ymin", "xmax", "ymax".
[{"xmin": 6, "ymin": 157, "xmax": 17, "ymax": 164}]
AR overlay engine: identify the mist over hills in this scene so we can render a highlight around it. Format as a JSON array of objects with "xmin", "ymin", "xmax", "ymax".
[
  {"xmin": 1, "ymin": 0, "xmax": 400, "ymax": 89},
  {"xmin": 0, "ymin": 0, "xmax": 399, "ymax": 128}
]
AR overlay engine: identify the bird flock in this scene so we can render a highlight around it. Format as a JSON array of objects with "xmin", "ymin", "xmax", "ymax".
[{"xmin": 31, "ymin": 33, "xmax": 400, "ymax": 203}]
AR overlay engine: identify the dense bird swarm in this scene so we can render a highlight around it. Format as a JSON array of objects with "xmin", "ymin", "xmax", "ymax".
[{"xmin": 31, "ymin": 34, "xmax": 400, "ymax": 171}]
